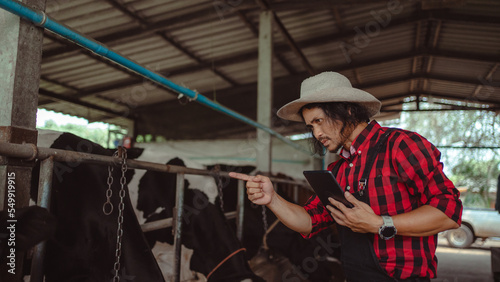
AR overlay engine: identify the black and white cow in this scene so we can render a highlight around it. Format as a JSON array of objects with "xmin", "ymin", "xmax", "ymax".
[
  {"xmin": 206, "ymin": 164, "xmax": 346, "ymax": 282},
  {"xmin": 31, "ymin": 131, "xmax": 264, "ymax": 281},
  {"xmin": 135, "ymin": 157, "xmax": 264, "ymax": 281},
  {"xmin": 31, "ymin": 132, "xmax": 165, "ymax": 281}
]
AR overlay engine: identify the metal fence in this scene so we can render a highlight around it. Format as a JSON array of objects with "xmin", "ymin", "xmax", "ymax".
[{"xmin": 0, "ymin": 140, "xmax": 309, "ymax": 282}]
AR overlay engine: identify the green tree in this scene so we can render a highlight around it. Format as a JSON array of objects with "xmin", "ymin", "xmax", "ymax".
[
  {"xmin": 450, "ymin": 159, "xmax": 500, "ymax": 207},
  {"xmin": 44, "ymin": 119, "xmax": 59, "ymax": 129},
  {"xmin": 383, "ymin": 101, "xmax": 500, "ymax": 208},
  {"xmin": 38, "ymin": 119, "xmax": 117, "ymax": 148}
]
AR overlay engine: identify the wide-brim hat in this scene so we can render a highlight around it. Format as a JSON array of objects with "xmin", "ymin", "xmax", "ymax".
[{"xmin": 277, "ymin": 72, "xmax": 381, "ymax": 122}]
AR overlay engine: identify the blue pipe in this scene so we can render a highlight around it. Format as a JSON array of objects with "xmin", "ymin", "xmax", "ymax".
[{"xmin": 0, "ymin": 0, "xmax": 313, "ymax": 156}]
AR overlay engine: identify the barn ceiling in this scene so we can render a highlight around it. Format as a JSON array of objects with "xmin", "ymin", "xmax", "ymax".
[{"xmin": 33, "ymin": 0, "xmax": 500, "ymax": 141}]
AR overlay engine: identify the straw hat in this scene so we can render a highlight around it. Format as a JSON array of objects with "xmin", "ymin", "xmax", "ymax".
[{"xmin": 277, "ymin": 72, "xmax": 381, "ymax": 122}]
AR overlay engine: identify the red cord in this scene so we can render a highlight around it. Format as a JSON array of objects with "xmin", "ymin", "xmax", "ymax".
[{"xmin": 206, "ymin": 247, "xmax": 246, "ymax": 280}]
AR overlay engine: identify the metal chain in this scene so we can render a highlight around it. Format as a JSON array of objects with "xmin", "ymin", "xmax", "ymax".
[
  {"xmin": 113, "ymin": 148, "xmax": 127, "ymax": 282},
  {"xmin": 261, "ymin": 206, "xmax": 268, "ymax": 234},
  {"xmin": 103, "ymin": 165, "xmax": 114, "ymax": 215},
  {"xmin": 103, "ymin": 148, "xmax": 128, "ymax": 282},
  {"xmin": 217, "ymin": 173, "xmax": 224, "ymax": 212},
  {"xmin": 261, "ymin": 181, "xmax": 275, "ymax": 234},
  {"xmin": 213, "ymin": 165, "xmax": 224, "ymax": 212}
]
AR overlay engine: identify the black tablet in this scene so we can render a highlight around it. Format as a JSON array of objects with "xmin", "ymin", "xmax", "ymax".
[{"xmin": 303, "ymin": 170, "xmax": 354, "ymax": 209}]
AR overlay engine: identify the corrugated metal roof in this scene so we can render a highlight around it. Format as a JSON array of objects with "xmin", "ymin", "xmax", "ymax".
[{"xmin": 4, "ymin": 0, "xmax": 498, "ymax": 139}]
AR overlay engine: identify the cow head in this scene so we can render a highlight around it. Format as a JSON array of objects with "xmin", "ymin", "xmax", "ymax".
[{"xmin": 138, "ymin": 158, "xmax": 264, "ymax": 281}]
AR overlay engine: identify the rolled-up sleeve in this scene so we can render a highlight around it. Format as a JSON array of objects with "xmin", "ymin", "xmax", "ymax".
[
  {"xmin": 394, "ymin": 132, "xmax": 463, "ymax": 224},
  {"xmin": 302, "ymin": 194, "xmax": 335, "ymax": 239}
]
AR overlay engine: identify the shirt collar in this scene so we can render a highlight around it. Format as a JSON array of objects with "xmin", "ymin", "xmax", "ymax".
[{"xmin": 339, "ymin": 120, "xmax": 381, "ymax": 160}]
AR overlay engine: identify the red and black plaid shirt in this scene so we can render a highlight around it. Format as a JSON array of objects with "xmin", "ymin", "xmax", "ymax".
[{"xmin": 303, "ymin": 121, "xmax": 462, "ymax": 279}]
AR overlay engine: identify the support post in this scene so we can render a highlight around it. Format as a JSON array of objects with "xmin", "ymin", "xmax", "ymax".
[
  {"xmin": 173, "ymin": 173, "xmax": 185, "ymax": 282},
  {"xmin": 256, "ymin": 10, "xmax": 273, "ymax": 173},
  {"xmin": 0, "ymin": 1, "xmax": 46, "ymax": 280}
]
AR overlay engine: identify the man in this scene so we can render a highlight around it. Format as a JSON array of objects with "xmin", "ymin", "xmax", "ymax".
[{"xmin": 230, "ymin": 72, "xmax": 462, "ymax": 281}]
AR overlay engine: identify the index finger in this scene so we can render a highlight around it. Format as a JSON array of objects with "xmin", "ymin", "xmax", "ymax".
[{"xmin": 228, "ymin": 172, "xmax": 252, "ymax": 181}]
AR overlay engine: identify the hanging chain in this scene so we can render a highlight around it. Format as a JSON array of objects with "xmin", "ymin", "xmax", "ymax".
[
  {"xmin": 103, "ymin": 165, "xmax": 114, "ymax": 215},
  {"xmin": 217, "ymin": 174, "xmax": 224, "ymax": 212},
  {"xmin": 103, "ymin": 148, "xmax": 128, "ymax": 282},
  {"xmin": 261, "ymin": 206, "xmax": 268, "ymax": 234},
  {"xmin": 113, "ymin": 148, "xmax": 127, "ymax": 282},
  {"xmin": 261, "ymin": 180, "xmax": 274, "ymax": 234},
  {"xmin": 213, "ymin": 165, "xmax": 224, "ymax": 212}
]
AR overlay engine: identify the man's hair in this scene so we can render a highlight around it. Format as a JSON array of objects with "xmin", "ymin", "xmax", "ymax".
[{"xmin": 300, "ymin": 102, "xmax": 371, "ymax": 155}]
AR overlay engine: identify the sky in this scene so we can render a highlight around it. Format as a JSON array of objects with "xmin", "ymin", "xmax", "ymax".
[{"xmin": 36, "ymin": 108, "xmax": 109, "ymax": 129}]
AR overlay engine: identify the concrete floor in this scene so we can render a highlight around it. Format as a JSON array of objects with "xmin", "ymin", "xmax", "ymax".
[{"xmin": 435, "ymin": 235, "xmax": 500, "ymax": 282}]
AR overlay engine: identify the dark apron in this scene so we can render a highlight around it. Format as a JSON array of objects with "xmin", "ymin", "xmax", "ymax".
[{"xmin": 331, "ymin": 129, "xmax": 430, "ymax": 282}]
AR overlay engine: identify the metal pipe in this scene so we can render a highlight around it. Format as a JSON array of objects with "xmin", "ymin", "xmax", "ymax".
[
  {"xmin": 0, "ymin": 141, "xmax": 307, "ymax": 186},
  {"xmin": 0, "ymin": 0, "xmax": 313, "ymax": 156},
  {"xmin": 30, "ymin": 156, "xmax": 54, "ymax": 282},
  {"xmin": 0, "ymin": 142, "xmax": 310, "ymax": 186},
  {"xmin": 173, "ymin": 173, "xmax": 185, "ymax": 282},
  {"xmin": 0, "ymin": 141, "xmax": 210, "ymax": 175},
  {"xmin": 141, "ymin": 211, "xmax": 236, "ymax": 232}
]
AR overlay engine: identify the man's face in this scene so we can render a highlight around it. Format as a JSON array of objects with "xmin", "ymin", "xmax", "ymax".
[{"xmin": 302, "ymin": 107, "xmax": 348, "ymax": 153}]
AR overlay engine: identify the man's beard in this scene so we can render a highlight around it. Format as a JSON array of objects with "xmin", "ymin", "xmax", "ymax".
[{"xmin": 327, "ymin": 125, "xmax": 355, "ymax": 153}]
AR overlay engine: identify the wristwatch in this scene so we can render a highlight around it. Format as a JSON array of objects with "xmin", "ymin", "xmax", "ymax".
[{"xmin": 378, "ymin": 215, "xmax": 397, "ymax": 240}]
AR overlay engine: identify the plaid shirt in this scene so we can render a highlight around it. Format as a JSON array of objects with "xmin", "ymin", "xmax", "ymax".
[{"xmin": 303, "ymin": 121, "xmax": 462, "ymax": 279}]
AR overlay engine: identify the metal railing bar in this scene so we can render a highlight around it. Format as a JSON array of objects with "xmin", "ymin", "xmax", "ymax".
[
  {"xmin": 30, "ymin": 157, "xmax": 54, "ymax": 282},
  {"xmin": 0, "ymin": 141, "xmax": 310, "ymax": 186}
]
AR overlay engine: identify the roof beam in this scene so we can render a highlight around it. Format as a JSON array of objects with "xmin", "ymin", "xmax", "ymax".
[
  {"xmin": 51, "ymin": 48, "xmax": 499, "ymax": 103},
  {"xmin": 234, "ymin": 9, "xmax": 297, "ymax": 74},
  {"xmin": 255, "ymin": 0, "xmax": 316, "ymax": 75},
  {"xmin": 356, "ymin": 72, "xmax": 499, "ymax": 92},
  {"xmin": 43, "ymin": 32, "xmax": 140, "ymax": 79},
  {"xmin": 38, "ymin": 88, "xmax": 132, "ymax": 119},
  {"xmin": 42, "ymin": 7, "xmax": 220, "ymax": 59},
  {"xmin": 272, "ymin": 11, "xmax": 316, "ymax": 75},
  {"xmin": 472, "ymin": 63, "xmax": 500, "ymax": 98},
  {"xmin": 104, "ymin": 0, "xmax": 239, "ymax": 87},
  {"xmin": 41, "ymin": 7, "xmax": 500, "ymax": 60}
]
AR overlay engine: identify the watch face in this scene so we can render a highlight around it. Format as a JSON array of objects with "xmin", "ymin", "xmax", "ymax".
[{"xmin": 381, "ymin": 226, "xmax": 396, "ymax": 238}]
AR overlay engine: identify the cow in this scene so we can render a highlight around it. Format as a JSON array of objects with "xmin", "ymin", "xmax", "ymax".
[
  {"xmin": 30, "ymin": 131, "xmax": 264, "ymax": 281},
  {"xmin": 136, "ymin": 157, "xmax": 264, "ymax": 281},
  {"xmin": 206, "ymin": 164, "xmax": 346, "ymax": 282},
  {"xmin": 30, "ymin": 132, "xmax": 166, "ymax": 281}
]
